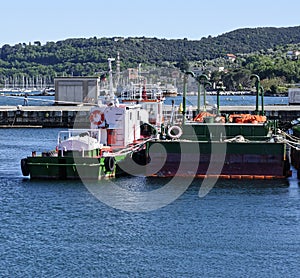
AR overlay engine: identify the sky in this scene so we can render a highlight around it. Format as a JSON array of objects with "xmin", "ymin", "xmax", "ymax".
[{"xmin": 0, "ymin": 0, "xmax": 299, "ymax": 47}]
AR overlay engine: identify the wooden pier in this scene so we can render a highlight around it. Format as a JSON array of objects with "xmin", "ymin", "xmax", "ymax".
[{"xmin": 0, "ymin": 105, "xmax": 300, "ymax": 128}]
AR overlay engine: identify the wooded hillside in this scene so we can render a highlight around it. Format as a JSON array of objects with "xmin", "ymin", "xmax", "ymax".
[{"xmin": 1, "ymin": 26, "xmax": 300, "ymax": 92}]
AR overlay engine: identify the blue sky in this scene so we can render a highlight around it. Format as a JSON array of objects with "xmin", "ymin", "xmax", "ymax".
[{"xmin": 1, "ymin": 0, "xmax": 299, "ymax": 46}]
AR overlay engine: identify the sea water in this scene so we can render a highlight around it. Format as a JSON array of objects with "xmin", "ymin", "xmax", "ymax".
[
  {"xmin": 0, "ymin": 94, "xmax": 55, "ymax": 106},
  {"xmin": 0, "ymin": 128, "xmax": 299, "ymax": 277},
  {"xmin": 164, "ymin": 95, "xmax": 289, "ymax": 107},
  {"xmin": 0, "ymin": 94, "xmax": 288, "ymax": 107}
]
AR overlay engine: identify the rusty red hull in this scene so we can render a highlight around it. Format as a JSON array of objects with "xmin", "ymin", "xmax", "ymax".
[{"xmin": 144, "ymin": 141, "xmax": 290, "ymax": 179}]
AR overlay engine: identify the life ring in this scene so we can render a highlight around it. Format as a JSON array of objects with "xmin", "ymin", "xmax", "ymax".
[
  {"xmin": 89, "ymin": 110, "xmax": 105, "ymax": 126},
  {"xmin": 21, "ymin": 158, "xmax": 30, "ymax": 176},
  {"xmin": 167, "ymin": 125, "xmax": 183, "ymax": 139},
  {"xmin": 104, "ymin": 156, "xmax": 115, "ymax": 172}
]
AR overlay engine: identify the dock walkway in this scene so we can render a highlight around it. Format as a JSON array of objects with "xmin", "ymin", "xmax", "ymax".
[{"xmin": 0, "ymin": 105, "xmax": 300, "ymax": 127}]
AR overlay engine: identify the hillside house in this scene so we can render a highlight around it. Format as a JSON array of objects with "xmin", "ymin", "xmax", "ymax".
[
  {"xmin": 286, "ymin": 50, "xmax": 300, "ymax": 60},
  {"xmin": 225, "ymin": 53, "xmax": 237, "ymax": 62}
]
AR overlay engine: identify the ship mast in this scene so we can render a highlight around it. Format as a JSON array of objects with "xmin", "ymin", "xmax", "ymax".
[
  {"xmin": 108, "ymin": 58, "xmax": 115, "ymax": 103},
  {"xmin": 116, "ymin": 52, "xmax": 120, "ymax": 88}
]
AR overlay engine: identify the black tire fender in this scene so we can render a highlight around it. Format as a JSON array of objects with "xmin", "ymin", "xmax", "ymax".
[
  {"xmin": 21, "ymin": 158, "xmax": 30, "ymax": 176},
  {"xmin": 104, "ymin": 156, "xmax": 115, "ymax": 172}
]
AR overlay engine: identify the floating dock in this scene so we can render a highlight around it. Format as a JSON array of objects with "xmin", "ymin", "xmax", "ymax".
[{"xmin": 0, "ymin": 105, "xmax": 300, "ymax": 127}]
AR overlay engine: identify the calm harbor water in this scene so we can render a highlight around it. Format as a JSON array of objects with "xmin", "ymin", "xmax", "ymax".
[
  {"xmin": 0, "ymin": 93, "xmax": 289, "ymax": 107},
  {"xmin": 164, "ymin": 94, "xmax": 288, "ymax": 107},
  {"xmin": 0, "ymin": 128, "xmax": 300, "ymax": 277},
  {"xmin": 0, "ymin": 93, "xmax": 55, "ymax": 106}
]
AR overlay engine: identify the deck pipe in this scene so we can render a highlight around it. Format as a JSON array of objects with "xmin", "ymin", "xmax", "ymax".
[
  {"xmin": 182, "ymin": 71, "xmax": 195, "ymax": 124},
  {"xmin": 216, "ymin": 82, "xmax": 225, "ymax": 115},
  {"xmin": 197, "ymin": 81, "xmax": 201, "ymax": 114},
  {"xmin": 260, "ymin": 85, "xmax": 264, "ymax": 116},
  {"xmin": 195, "ymin": 74, "xmax": 211, "ymax": 113},
  {"xmin": 250, "ymin": 74, "xmax": 264, "ymax": 115},
  {"xmin": 203, "ymin": 80, "xmax": 212, "ymax": 112}
]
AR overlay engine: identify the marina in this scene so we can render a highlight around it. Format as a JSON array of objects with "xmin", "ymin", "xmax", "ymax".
[
  {"xmin": 1, "ymin": 71, "xmax": 299, "ymax": 276},
  {"xmin": 1, "ymin": 2, "xmax": 300, "ymax": 277},
  {"xmin": 1, "ymin": 71, "xmax": 299, "ymax": 181}
]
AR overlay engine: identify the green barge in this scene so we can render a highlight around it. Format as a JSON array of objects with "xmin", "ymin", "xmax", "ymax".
[
  {"xmin": 142, "ymin": 122, "xmax": 290, "ymax": 179},
  {"xmin": 137, "ymin": 74, "xmax": 291, "ymax": 179}
]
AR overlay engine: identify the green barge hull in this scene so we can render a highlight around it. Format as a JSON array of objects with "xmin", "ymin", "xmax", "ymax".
[
  {"xmin": 141, "ymin": 123, "xmax": 291, "ymax": 179},
  {"xmin": 21, "ymin": 154, "xmax": 126, "ymax": 180}
]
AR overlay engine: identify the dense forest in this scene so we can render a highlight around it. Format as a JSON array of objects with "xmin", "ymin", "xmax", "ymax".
[{"xmin": 1, "ymin": 26, "xmax": 300, "ymax": 93}]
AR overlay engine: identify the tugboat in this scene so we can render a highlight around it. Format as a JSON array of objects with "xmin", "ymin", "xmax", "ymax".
[
  {"xmin": 139, "ymin": 74, "xmax": 291, "ymax": 179},
  {"xmin": 21, "ymin": 102, "xmax": 154, "ymax": 179},
  {"xmin": 21, "ymin": 57, "xmax": 161, "ymax": 180}
]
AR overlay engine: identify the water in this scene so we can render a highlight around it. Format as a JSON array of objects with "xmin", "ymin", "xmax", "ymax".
[
  {"xmin": 0, "ymin": 93, "xmax": 288, "ymax": 107},
  {"xmin": 0, "ymin": 93, "xmax": 54, "ymax": 106},
  {"xmin": 163, "ymin": 95, "xmax": 288, "ymax": 107},
  {"xmin": 0, "ymin": 128, "xmax": 299, "ymax": 277}
]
